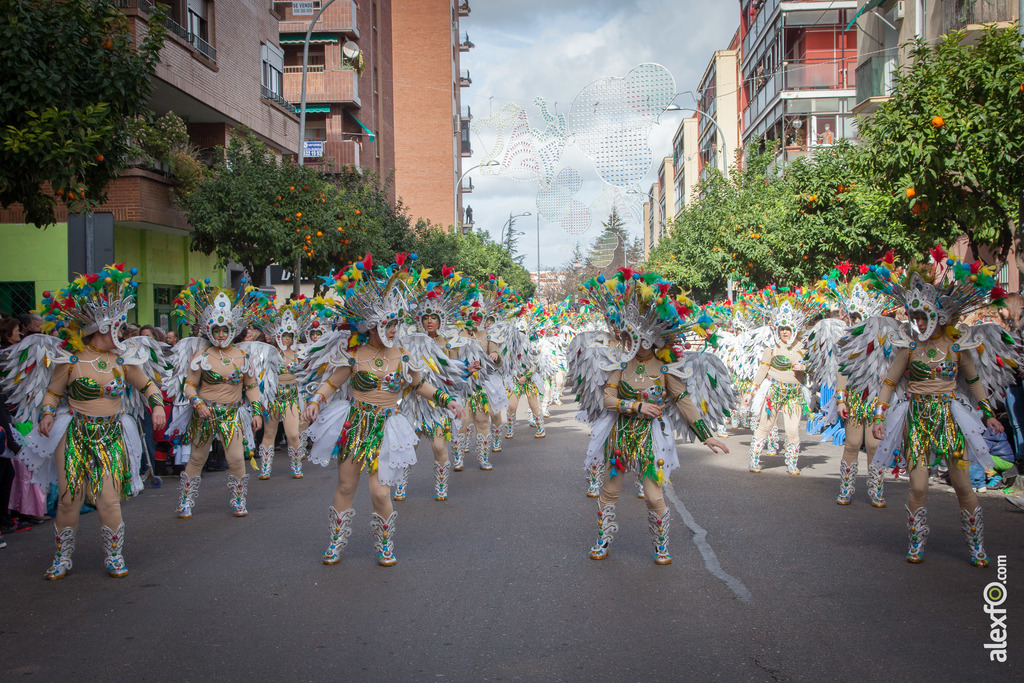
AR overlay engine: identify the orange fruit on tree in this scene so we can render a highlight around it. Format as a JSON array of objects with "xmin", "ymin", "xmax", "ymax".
[
  {"xmin": 102, "ymin": 38, "xmax": 113, "ymax": 50},
  {"xmin": 931, "ymin": 116, "xmax": 945, "ymax": 128},
  {"xmin": 906, "ymin": 187, "xmax": 916, "ymax": 199},
  {"xmin": 355, "ymin": 209, "xmax": 361, "ymax": 215}
]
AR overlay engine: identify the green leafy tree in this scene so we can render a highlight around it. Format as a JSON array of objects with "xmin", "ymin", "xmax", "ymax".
[
  {"xmin": 412, "ymin": 226, "xmax": 536, "ymax": 297},
  {"xmin": 0, "ymin": 0, "xmax": 167, "ymax": 226},
  {"xmin": 858, "ymin": 26, "xmax": 1024, "ymax": 266},
  {"xmin": 181, "ymin": 131, "xmax": 291, "ymax": 286}
]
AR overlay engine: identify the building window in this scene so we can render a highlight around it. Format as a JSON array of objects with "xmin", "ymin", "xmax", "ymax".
[
  {"xmin": 186, "ymin": 0, "xmax": 215, "ymax": 60},
  {"xmin": 262, "ymin": 42, "xmax": 285, "ymax": 97},
  {"xmin": 0, "ymin": 281, "xmax": 35, "ymax": 317}
]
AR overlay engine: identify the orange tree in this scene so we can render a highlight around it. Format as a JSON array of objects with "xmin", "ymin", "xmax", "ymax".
[
  {"xmin": 858, "ymin": 26, "xmax": 1024, "ymax": 265},
  {"xmin": 0, "ymin": 0, "xmax": 166, "ymax": 226}
]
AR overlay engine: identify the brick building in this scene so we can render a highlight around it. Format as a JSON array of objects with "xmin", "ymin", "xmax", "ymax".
[
  {"xmin": 391, "ymin": 0, "xmax": 473, "ymax": 230},
  {"xmin": 276, "ymin": 0, "xmax": 395, "ymax": 187},
  {"xmin": 0, "ymin": 0, "xmax": 299, "ymax": 326}
]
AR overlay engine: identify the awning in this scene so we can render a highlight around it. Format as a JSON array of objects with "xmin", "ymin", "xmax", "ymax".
[
  {"xmin": 846, "ymin": 0, "xmax": 886, "ymax": 30},
  {"xmin": 279, "ymin": 32, "xmax": 339, "ymax": 45},
  {"xmin": 346, "ymin": 109, "xmax": 376, "ymax": 142},
  {"xmin": 298, "ymin": 105, "xmax": 331, "ymax": 113}
]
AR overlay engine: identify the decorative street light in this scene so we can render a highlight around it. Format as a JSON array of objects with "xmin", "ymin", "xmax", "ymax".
[{"xmin": 501, "ymin": 211, "xmax": 531, "ymax": 250}]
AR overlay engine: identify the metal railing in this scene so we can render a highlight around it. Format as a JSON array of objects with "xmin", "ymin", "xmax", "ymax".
[
  {"xmin": 855, "ymin": 49, "xmax": 898, "ymax": 104},
  {"xmin": 459, "ymin": 70, "xmax": 471, "ymax": 86},
  {"xmin": 191, "ymin": 33, "xmax": 216, "ymax": 61},
  {"xmin": 117, "ymin": 0, "xmax": 216, "ymax": 63},
  {"xmin": 262, "ymin": 85, "xmax": 297, "ymax": 113},
  {"xmin": 284, "ymin": 65, "xmax": 326, "ymax": 73},
  {"xmin": 783, "ymin": 60, "xmax": 853, "ymax": 90},
  {"xmin": 459, "ymin": 33, "xmax": 474, "ymax": 51},
  {"xmin": 943, "ymin": 0, "xmax": 1019, "ymax": 34},
  {"xmin": 461, "ymin": 105, "xmax": 472, "ymax": 120}
]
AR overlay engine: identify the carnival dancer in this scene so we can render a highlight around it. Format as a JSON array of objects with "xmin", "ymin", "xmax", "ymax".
[
  {"xmin": 1, "ymin": 265, "xmax": 167, "ymax": 579},
  {"xmin": 743, "ymin": 288, "xmax": 817, "ymax": 475},
  {"xmin": 818, "ymin": 266, "xmax": 893, "ymax": 506},
  {"xmin": 394, "ymin": 264, "xmax": 473, "ymax": 501},
  {"xmin": 164, "ymin": 279, "xmax": 277, "ymax": 519},
  {"xmin": 864, "ymin": 248, "xmax": 1020, "ymax": 566},
  {"xmin": 257, "ymin": 299, "xmax": 315, "ymax": 480},
  {"xmin": 576, "ymin": 270, "xmax": 732, "ymax": 564},
  {"xmin": 505, "ymin": 319, "xmax": 545, "ymax": 440},
  {"xmin": 301, "ymin": 255, "xmax": 464, "ymax": 566},
  {"xmin": 455, "ymin": 282, "xmax": 511, "ymax": 470}
]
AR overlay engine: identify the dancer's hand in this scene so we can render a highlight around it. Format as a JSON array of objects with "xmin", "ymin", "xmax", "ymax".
[
  {"xmin": 468, "ymin": 360, "xmax": 482, "ymax": 372},
  {"xmin": 252, "ymin": 414, "xmax": 263, "ymax": 432},
  {"xmin": 302, "ymin": 403, "xmax": 320, "ymax": 423},
  {"xmin": 639, "ymin": 402, "xmax": 662, "ymax": 419},
  {"xmin": 488, "ymin": 352, "xmax": 499, "ymax": 363},
  {"xmin": 986, "ymin": 417, "xmax": 1004, "ymax": 434},
  {"xmin": 449, "ymin": 403, "xmax": 464, "ymax": 421},
  {"xmin": 39, "ymin": 414, "xmax": 53, "ymax": 437},
  {"xmin": 195, "ymin": 402, "xmax": 212, "ymax": 420},
  {"xmin": 705, "ymin": 437, "xmax": 730, "ymax": 454},
  {"xmin": 793, "ymin": 362, "xmax": 805, "ymax": 372},
  {"xmin": 152, "ymin": 406, "xmax": 167, "ymax": 431},
  {"xmin": 872, "ymin": 423, "xmax": 885, "ymax": 440},
  {"xmin": 836, "ymin": 401, "xmax": 848, "ymax": 419}
]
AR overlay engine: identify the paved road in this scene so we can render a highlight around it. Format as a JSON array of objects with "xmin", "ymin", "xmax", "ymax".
[{"xmin": 2, "ymin": 404, "xmax": 1021, "ymax": 681}]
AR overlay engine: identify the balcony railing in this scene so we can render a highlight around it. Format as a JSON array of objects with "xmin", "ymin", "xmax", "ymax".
[
  {"xmin": 462, "ymin": 177, "xmax": 474, "ymax": 193},
  {"xmin": 191, "ymin": 33, "xmax": 216, "ymax": 61},
  {"xmin": 262, "ymin": 86, "xmax": 298, "ymax": 113},
  {"xmin": 943, "ymin": 0, "xmax": 1019, "ymax": 34},
  {"xmin": 461, "ymin": 105, "xmax": 472, "ymax": 120},
  {"xmin": 783, "ymin": 60, "xmax": 853, "ymax": 91},
  {"xmin": 458, "ymin": 1, "xmax": 471, "ymax": 17},
  {"xmin": 459, "ymin": 70, "xmax": 471, "ymax": 87},
  {"xmin": 283, "ymin": 68, "xmax": 359, "ymax": 105},
  {"xmin": 117, "ymin": 0, "xmax": 216, "ymax": 63},
  {"xmin": 855, "ymin": 49, "xmax": 898, "ymax": 105},
  {"xmin": 459, "ymin": 33, "xmax": 475, "ymax": 52}
]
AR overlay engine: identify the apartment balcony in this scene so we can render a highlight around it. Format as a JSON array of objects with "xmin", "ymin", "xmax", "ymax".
[
  {"xmin": 459, "ymin": 33, "xmax": 475, "ymax": 52},
  {"xmin": 461, "ymin": 106, "xmax": 472, "ymax": 122},
  {"xmin": 459, "ymin": 70, "xmax": 471, "ymax": 87},
  {"xmin": 782, "ymin": 60, "xmax": 854, "ymax": 91},
  {"xmin": 262, "ymin": 85, "xmax": 297, "ymax": 114},
  {"xmin": 461, "ymin": 177, "xmax": 474, "ymax": 193},
  {"xmin": 458, "ymin": 1, "xmax": 471, "ymax": 17},
  {"xmin": 117, "ymin": 0, "xmax": 216, "ymax": 63},
  {"xmin": 289, "ymin": 140, "xmax": 361, "ymax": 171},
  {"xmin": 853, "ymin": 49, "xmax": 898, "ymax": 115},
  {"xmin": 283, "ymin": 66, "xmax": 360, "ymax": 106},
  {"xmin": 943, "ymin": 0, "xmax": 1019, "ymax": 40},
  {"xmin": 278, "ymin": 0, "xmax": 359, "ymax": 37}
]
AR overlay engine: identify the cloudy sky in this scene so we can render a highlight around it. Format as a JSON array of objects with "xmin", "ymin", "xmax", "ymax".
[{"xmin": 459, "ymin": 0, "xmax": 739, "ymax": 273}]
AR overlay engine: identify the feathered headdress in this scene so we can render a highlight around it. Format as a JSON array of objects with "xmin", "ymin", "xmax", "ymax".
[
  {"xmin": 819, "ymin": 262, "xmax": 888, "ymax": 320},
  {"xmin": 750, "ymin": 286, "xmax": 822, "ymax": 344},
  {"xmin": 862, "ymin": 245, "xmax": 1006, "ymax": 341},
  {"xmin": 323, "ymin": 253, "xmax": 414, "ymax": 348},
  {"xmin": 38, "ymin": 263, "xmax": 139, "ymax": 351},
  {"xmin": 580, "ymin": 267, "xmax": 706, "ymax": 364},
  {"xmin": 264, "ymin": 297, "xmax": 317, "ymax": 348},
  {"xmin": 173, "ymin": 278, "xmax": 274, "ymax": 348},
  {"xmin": 407, "ymin": 264, "xmax": 470, "ymax": 332}
]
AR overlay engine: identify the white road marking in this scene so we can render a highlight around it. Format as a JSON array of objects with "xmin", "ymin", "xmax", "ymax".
[{"xmin": 664, "ymin": 482, "xmax": 753, "ymax": 604}]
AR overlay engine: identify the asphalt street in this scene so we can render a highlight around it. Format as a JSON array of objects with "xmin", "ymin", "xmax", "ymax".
[{"xmin": 2, "ymin": 403, "xmax": 1021, "ymax": 682}]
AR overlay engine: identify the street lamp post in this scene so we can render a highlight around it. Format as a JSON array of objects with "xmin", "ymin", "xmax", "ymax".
[
  {"xmin": 455, "ymin": 161, "xmax": 499, "ymax": 232},
  {"xmin": 292, "ymin": 0, "xmax": 337, "ymax": 296},
  {"xmin": 501, "ymin": 211, "xmax": 531, "ymax": 250}
]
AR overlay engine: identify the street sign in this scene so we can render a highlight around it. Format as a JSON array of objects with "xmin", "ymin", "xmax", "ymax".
[
  {"xmin": 303, "ymin": 140, "xmax": 324, "ymax": 158},
  {"xmin": 292, "ymin": 1, "xmax": 315, "ymax": 15}
]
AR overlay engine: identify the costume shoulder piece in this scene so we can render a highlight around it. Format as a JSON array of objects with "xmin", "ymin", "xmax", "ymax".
[
  {"xmin": 955, "ymin": 323, "xmax": 1024, "ymax": 408},
  {"xmin": 0, "ymin": 335, "xmax": 73, "ymax": 423},
  {"xmin": 236, "ymin": 340, "xmax": 282, "ymax": 405},
  {"xmin": 163, "ymin": 336, "xmax": 211, "ymax": 402},
  {"xmin": 298, "ymin": 329, "xmax": 355, "ymax": 395},
  {"xmin": 119, "ymin": 335, "xmax": 172, "ymax": 419}
]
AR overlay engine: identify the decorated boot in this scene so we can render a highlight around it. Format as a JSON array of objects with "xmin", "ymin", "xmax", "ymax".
[
  {"xmin": 393, "ymin": 467, "xmax": 409, "ymax": 501},
  {"xmin": 588, "ymin": 503, "xmax": 618, "ymax": 560},
  {"xmin": 434, "ymin": 460, "xmax": 451, "ymax": 501},
  {"xmin": 477, "ymin": 433, "xmax": 492, "ymax": 470},
  {"xmin": 765, "ymin": 426, "xmax": 780, "ymax": 457},
  {"xmin": 586, "ymin": 463, "xmax": 603, "ymax": 498},
  {"xmin": 101, "ymin": 522, "xmax": 128, "ymax": 578},
  {"xmin": 906, "ymin": 505, "xmax": 929, "ymax": 563},
  {"xmin": 258, "ymin": 444, "xmax": 273, "ymax": 480},
  {"xmin": 960, "ymin": 506, "xmax": 989, "ymax": 567},
  {"xmin": 371, "ymin": 510, "xmax": 398, "ymax": 566},
  {"xmin": 453, "ymin": 432, "xmax": 466, "ymax": 471},
  {"xmin": 289, "ymin": 445, "xmax": 304, "ymax": 479},
  {"xmin": 528, "ymin": 411, "xmax": 537, "ymax": 427},
  {"xmin": 44, "ymin": 525, "xmax": 76, "ymax": 581},
  {"xmin": 535, "ymin": 415, "xmax": 545, "ymax": 438},
  {"xmin": 505, "ymin": 414, "xmax": 516, "ymax": 439},
  {"xmin": 176, "ymin": 472, "xmax": 201, "ymax": 518},
  {"xmin": 836, "ymin": 459, "xmax": 856, "ymax": 504},
  {"xmin": 784, "ymin": 442, "xmax": 800, "ymax": 475},
  {"xmin": 748, "ymin": 437, "xmax": 766, "ymax": 473},
  {"xmin": 227, "ymin": 474, "xmax": 249, "ymax": 517},
  {"xmin": 323, "ymin": 506, "xmax": 355, "ymax": 565},
  {"xmin": 867, "ymin": 463, "xmax": 886, "ymax": 508},
  {"xmin": 491, "ymin": 423, "xmax": 502, "ymax": 452},
  {"xmin": 648, "ymin": 508, "xmax": 672, "ymax": 565}
]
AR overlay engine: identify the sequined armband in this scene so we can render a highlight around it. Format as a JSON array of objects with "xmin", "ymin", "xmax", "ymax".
[
  {"xmin": 190, "ymin": 396, "xmax": 206, "ymax": 409},
  {"xmin": 432, "ymin": 389, "xmax": 453, "ymax": 407},
  {"xmin": 691, "ymin": 419, "xmax": 714, "ymax": 442},
  {"xmin": 871, "ymin": 398, "xmax": 890, "ymax": 423},
  {"xmin": 617, "ymin": 400, "xmax": 634, "ymax": 414},
  {"xmin": 325, "ymin": 378, "xmax": 340, "ymax": 392},
  {"xmin": 147, "ymin": 392, "xmax": 164, "ymax": 409},
  {"xmin": 966, "ymin": 375, "xmax": 980, "ymax": 385},
  {"xmin": 249, "ymin": 400, "xmax": 264, "ymax": 415},
  {"xmin": 835, "ymin": 390, "xmax": 847, "ymax": 404},
  {"xmin": 46, "ymin": 389, "xmax": 62, "ymax": 402},
  {"xmin": 978, "ymin": 398, "xmax": 996, "ymax": 420},
  {"xmin": 410, "ymin": 377, "xmax": 426, "ymax": 391},
  {"xmin": 882, "ymin": 378, "xmax": 897, "ymax": 389},
  {"xmin": 40, "ymin": 405, "xmax": 56, "ymax": 418},
  {"xmin": 312, "ymin": 392, "xmax": 328, "ymax": 408}
]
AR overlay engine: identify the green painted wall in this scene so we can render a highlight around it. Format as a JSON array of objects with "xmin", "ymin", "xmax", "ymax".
[
  {"xmin": 0, "ymin": 223, "xmax": 222, "ymax": 326},
  {"xmin": 0, "ymin": 223, "xmax": 70, "ymax": 308}
]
